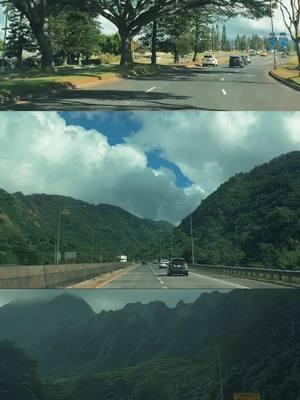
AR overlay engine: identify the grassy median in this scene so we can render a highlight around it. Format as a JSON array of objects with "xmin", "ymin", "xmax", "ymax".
[
  {"xmin": 0, "ymin": 63, "xmax": 167, "ymax": 105},
  {"xmin": 273, "ymin": 55, "xmax": 300, "ymax": 86}
]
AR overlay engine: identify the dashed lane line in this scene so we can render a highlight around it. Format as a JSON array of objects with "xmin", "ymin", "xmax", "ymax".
[
  {"xmin": 146, "ymin": 86, "xmax": 156, "ymax": 92},
  {"xmin": 151, "ymin": 265, "xmax": 168, "ymax": 289},
  {"xmin": 222, "ymin": 88, "xmax": 227, "ymax": 95}
]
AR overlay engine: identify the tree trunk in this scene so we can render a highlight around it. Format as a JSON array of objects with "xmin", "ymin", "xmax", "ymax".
[
  {"xmin": 295, "ymin": 39, "xmax": 300, "ymax": 76},
  {"xmin": 119, "ymin": 28, "xmax": 133, "ymax": 65},
  {"xmin": 16, "ymin": 38, "xmax": 23, "ymax": 69},
  {"xmin": 31, "ymin": 23, "xmax": 54, "ymax": 70},
  {"xmin": 192, "ymin": 19, "xmax": 199, "ymax": 62},
  {"xmin": 16, "ymin": 13, "xmax": 24, "ymax": 69},
  {"xmin": 174, "ymin": 48, "xmax": 180, "ymax": 64},
  {"xmin": 151, "ymin": 19, "xmax": 157, "ymax": 65}
]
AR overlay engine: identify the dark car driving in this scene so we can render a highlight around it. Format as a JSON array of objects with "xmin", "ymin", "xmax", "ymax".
[
  {"xmin": 167, "ymin": 257, "xmax": 189, "ymax": 276},
  {"xmin": 229, "ymin": 55, "xmax": 245, "ymax": 68}
]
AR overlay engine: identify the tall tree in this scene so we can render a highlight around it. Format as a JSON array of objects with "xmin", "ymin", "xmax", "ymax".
[
  {"xmin": 48, "ymin": 7, "xmax": 102, "ymax": 65},
  {"xmin": 0, "ymin": 340, "xmax": 44, "ymax": 400},
  {"xmin": 221, "ymin": 23, "xmax": 227, "ymax": 50},
  {"xmin": 95, "ymin": 0, "xmax": 270, "ymax": 65},
  {"xmin": 7, "ymin": 0, "xmax": 99, "ymax": 69},
  {"xmin": 5, "ymin": 4, "xmax": 38, "ymax": 68},
  {"xmin": 277, "ymin": 0, "xmax": 300, "ymax": 72},
  {"xmin": 215, "ymin": 23, "xmax": 220, "ymax": 50},
  {"xmin": 191, "ymin": 8, "xmax": 213, "ymax": 60}
]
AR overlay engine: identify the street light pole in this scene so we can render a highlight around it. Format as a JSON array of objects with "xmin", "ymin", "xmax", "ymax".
[
  {"xmin": 91, "ymin": 229, "xmax": 95, "ymax": 263},
  {"xmin": 56, "ymin": 205, "xmax": 87, "ymax": 265},
  {"xmin": 270, "ymin": 0, "xmax": 277, "ymax": 70},
  {"xmin": 99, "ymin": 239, "xmax": 103, "ymax": 263},
  {"xmin": 163, "ymin": 203, "xmax": 195, "ymax": 264},
  {"xmin": 56, "ymin": 209, "xmax": 62, "ymax": 264},
  {"xmin": 189, "ymin": 207, "xmax": 195, "ymax": 264}
]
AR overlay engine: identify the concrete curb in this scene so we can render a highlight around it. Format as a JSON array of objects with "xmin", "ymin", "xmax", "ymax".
[{"xmin": 269, "ymin": 70, "xmax": 300, "ymax": 91}]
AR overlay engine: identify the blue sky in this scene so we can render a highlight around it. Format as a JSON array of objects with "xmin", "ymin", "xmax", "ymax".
[{"xmin": 61, "ymin": 111, "xmax": 192, "ymax": 188}]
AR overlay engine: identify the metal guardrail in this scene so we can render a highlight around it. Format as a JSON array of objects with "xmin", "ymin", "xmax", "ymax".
[{"xmin": 191, "ymin": 264, "xmax": 300, "ymax": 284}]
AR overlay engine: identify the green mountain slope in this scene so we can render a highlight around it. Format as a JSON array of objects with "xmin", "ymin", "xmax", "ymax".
[
  {"xmin": 0, "ymin": 290, "xmax": 300, "ymax": 400},
  {"xmin": 179, "ymin": 151, "xmax": 300, "ymax": 268},
  {"xmin": 0, "ymin": 189, "xmax": 173, "ymax": 265}
]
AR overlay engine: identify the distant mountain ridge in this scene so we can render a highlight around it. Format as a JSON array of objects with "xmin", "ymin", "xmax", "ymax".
[
  {"xmin": 0, "ymin": 290, "xmax": 299, "ymax": 382},
  {"xmin": 0, "ymin": 189, "xmax": 173, "ymax": 265},
  {"xmin": 179, "ymin": 151, "xmax": 300, "ymax": 268}
]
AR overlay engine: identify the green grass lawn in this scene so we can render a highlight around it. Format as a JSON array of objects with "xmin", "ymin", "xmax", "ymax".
[
  {"xmin": 0, "ymin": 63, "xmax": 166, "ymax": 104},
  {"xmin": 274, "ymin": 54, "xmax": 300, "ymax": 85}
]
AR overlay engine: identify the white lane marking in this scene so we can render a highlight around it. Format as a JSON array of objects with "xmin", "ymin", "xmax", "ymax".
[
  {"xmin": 222, "ymin": 88, "xmax": 227, "ymax": 95},
  {"xmin": 190, "ymin": 271, "xmax": 249, "ymax": 289},
  {"xmin": 150, "ymin": 265, "xmax": 168, "ymax": 289},
  {"xmin": 146, "ymin": 86, "xmax": 156, "ymax": 92},
  {"xmin": 221, "ymin": 78, "xmax": 224, "ymax": 81}
]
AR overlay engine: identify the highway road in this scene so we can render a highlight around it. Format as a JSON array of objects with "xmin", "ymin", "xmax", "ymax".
[
  {"xmin": 9, "ymin": 56, "xmax": 299, "ymax": 111},
  {"xmin": 70, "ymin": 263, "xmax": 292, "ymax": 289}
]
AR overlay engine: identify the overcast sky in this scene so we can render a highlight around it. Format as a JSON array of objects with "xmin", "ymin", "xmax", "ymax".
[
  {"xmin": 0, "ymin": 112, "xmax": 299, "ymax": 225},
  {"xmin": 0, "ymin": 289, "xmax": 227, "ymax": 312}
]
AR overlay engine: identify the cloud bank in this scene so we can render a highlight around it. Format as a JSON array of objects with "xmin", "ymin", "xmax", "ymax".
[{"xmin": 0, "ymin": 111, "xmax": 299, "ymax": 224}]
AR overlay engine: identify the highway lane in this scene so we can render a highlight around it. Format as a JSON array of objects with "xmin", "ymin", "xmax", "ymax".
[
  {"xmin": 9, "ymin": 56, "xmax": 299, "ymax": 111},
  {"xmin": 84, "ymin": 263, "xmax": 292, "ymax": 289}
]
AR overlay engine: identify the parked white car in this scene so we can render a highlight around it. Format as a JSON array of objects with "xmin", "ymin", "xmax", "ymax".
[{"xmin": 202, "ymin": 54, "xmax": 218, "ymax": 67}]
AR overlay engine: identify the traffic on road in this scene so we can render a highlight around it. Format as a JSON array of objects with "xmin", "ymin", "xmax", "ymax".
[
  {"xmin": 68, "ymin": 262, "xmax": 292, "ymax": 289},
  {"xmin": 7, "ymin": 55, "xmax": 299, "ymax": 111}
]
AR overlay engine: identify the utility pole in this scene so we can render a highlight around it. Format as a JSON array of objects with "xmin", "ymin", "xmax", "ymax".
[{"xmin": 91, "ymin": 229, "xmax": 95, "ymax": 263}]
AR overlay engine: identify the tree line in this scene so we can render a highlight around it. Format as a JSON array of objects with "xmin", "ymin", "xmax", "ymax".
[{"xmin": 4, "ymin": 0, "xmax": 271, "ymax": 69}]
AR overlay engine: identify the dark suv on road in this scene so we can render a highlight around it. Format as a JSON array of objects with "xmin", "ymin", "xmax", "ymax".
[
  {"xmin": 229, "ymin": 55, "xmax": 245, "ymax": 68},
  {"xmin": 167, "ymin": 258, "xmax": 189, "ymax": 276}
]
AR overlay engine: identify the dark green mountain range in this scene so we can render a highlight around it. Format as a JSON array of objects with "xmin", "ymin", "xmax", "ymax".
[
  {"xmin": 0, "ymin": 189, "xmax": 173, "ymax": 265},
  {"xmin": 0, "ymin": 290, "xmax": 300, "ymax": 400},
  {"xmin": 179, "ymin": 151, "xmax": 300, "ymax": 268}
]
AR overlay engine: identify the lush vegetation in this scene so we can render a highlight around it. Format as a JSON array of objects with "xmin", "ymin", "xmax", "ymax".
[
  {"xmin": 178, "ymin": 151, "xmax": 300, "ymax": 269},
  {"xmin": 0, "ymin": 189, "xmax": 172, "ymax": 265},
  {"xmin": 4, "ymin": 0, "xmax": 271, "ymax": 69},
  {"xmin": 0, "ymin": 290, "xmax": 300, "ymax": 399}
]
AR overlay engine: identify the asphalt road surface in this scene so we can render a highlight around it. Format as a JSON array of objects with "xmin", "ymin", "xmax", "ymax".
[
  {"xmin": 77, "ymin": 263, "xmax": 293, "ymax": 289},
  {"xmin": 9, "ymin": 56, "xmax": 299, "ymax": 111}
]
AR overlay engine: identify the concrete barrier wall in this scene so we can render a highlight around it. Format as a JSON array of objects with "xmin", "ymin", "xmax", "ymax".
[
  {"xmin": 0, "ymin": 262, "xmax": 129, "ymax": 289},
  {"xmin": 191, "ymin": 264, "xmax": 300, "ymax": 285}
]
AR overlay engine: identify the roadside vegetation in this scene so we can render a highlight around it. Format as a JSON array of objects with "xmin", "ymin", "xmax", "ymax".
[
  {"xmin": 273, "ymin": 54, "xmax": 300, "ymax": 86},
  {"xmin": 0, "ymin": 0, "xmax": 297, "ymax": 101}
]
